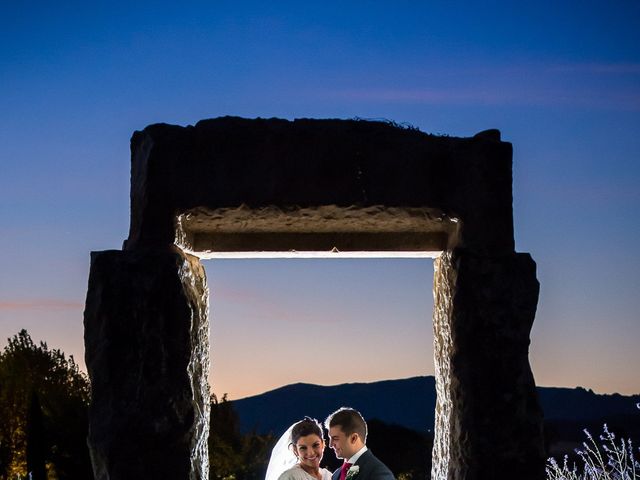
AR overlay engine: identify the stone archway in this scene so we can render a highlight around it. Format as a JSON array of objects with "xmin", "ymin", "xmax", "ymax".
[{"xmin": 84, "ymin": 117, "xmax": 545, "ymax": 479}]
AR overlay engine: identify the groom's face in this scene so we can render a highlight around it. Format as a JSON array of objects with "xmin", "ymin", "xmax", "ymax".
[{"xmin": 328, "ymin": 426, "xmax": 358, "ymax": 460}]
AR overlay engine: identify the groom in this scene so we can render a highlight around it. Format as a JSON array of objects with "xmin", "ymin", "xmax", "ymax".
[{"xmin": 325, "ymin": 407, "xmax": 395, "ymax": 480}]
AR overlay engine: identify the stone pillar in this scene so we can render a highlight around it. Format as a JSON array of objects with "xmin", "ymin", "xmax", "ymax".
[
  {"xmin": 84, "ymin": 247, "xmax": 210, "ymax": 480},
  {"xmin": 432, "ymin": 250, "xmax": 545, "ymax": 480}
]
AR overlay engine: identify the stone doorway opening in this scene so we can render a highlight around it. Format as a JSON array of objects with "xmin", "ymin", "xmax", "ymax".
[
  {"xmin": 84, "ymin": 117, "xmax": 545, "ymax": 480},
  {"xmin": 205, "ymin": 256, "xmax": 437, "ymax": 475},
  {"xmin": 205, "ymin": 255, "xmax": 437, "ymax": 399}
]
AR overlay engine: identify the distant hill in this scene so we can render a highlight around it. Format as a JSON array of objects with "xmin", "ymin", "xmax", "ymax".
[
  {"xmin": 230, "ymin": 376, "xmax": 640, "ymax": 441},
  {"xmin": 538, "ymin": 385, "xmax": 639, "ymax": 421},
  {"xmin": 231, "ymin": 376, "xmax": 435, "ymax": 435}
]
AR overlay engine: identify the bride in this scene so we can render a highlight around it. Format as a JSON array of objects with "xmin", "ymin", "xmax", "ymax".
[{"xmin": 265, "ymin": 417, "xmax": 333, "ymax": 480}]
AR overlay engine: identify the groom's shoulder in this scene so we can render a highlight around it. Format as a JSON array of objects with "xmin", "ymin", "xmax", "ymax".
[
  {"xmin": 330, "ymin": 466, "xmax": 341, "ymax": 480},
  {"xmin": 360, "ymin": 449, "xmax": 384, "ymax": 467},
  {"xmin": 359, "ymin": 450, "xmax": 395, "ymax": 480}
]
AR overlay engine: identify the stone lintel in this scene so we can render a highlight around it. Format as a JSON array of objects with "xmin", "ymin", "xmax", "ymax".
[
  {"xmin": 175, "ymin": 205, "xmax": 459, "ymax": 257},
  {"xmin": 127, "ymin": 117, "xmax": 515, "ymax": 255}
]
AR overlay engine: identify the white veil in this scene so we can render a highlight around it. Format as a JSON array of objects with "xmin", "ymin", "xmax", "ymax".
[{"xmin": 265, "ymin": 423, "xmax": 297, "ymax": 480}]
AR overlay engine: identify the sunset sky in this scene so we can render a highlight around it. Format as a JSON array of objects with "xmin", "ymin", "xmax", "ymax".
[{"xmin": 1, "ymin": 1, "xmax": 639, "ymax": 399}]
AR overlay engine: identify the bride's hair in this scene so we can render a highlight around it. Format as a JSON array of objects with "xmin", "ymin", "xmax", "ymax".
[
  {"xmin": 266, "ymin": 419, "xmax": 323, "ymax": 480},
  {"xmin": 290, "ymin": 417, "xmax": 324, "ymax": 446}
]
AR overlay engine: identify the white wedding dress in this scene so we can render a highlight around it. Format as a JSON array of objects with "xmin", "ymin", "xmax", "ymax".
[{"xmin": 276, "ymin": 464, "xmax": 332, "ymax": 480}]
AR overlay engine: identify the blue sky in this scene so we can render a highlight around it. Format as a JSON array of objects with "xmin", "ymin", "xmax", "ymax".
[{"xmin": 1, "ymin": 1, "xmax": 639, "ymax": 399}]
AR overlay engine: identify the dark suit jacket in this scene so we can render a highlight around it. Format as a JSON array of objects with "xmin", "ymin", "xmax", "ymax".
[{"xmin": 332, "ymin": 449, "xmax": 395, "ymax": 480}]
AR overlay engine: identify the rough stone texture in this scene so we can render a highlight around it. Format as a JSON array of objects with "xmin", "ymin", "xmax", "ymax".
[
  {"xmin": 126, "ymin": 117, "xmax": 513, "ymax": 255},
  {"xmin": 175, "ymin": 205, "xmax": 459, "ymax": 256},
  {"xmin": 84, "ymin": 247, "xmax": 210, "ymax": 480},
  {"xmin": 432, "ymin": 250, "xmax": 545, "ymax": 479},
  {"xmin": 84, "ymin": 116, "xmax": 545, "ymax": 480},
  {"xmin": 432, "ymin": 251, "xmax": 457, "ymax": 480}
]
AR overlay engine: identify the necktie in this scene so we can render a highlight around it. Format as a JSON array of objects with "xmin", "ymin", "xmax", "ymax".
[{"xmin": 339, "ymin": 462, "xmax": 353, "ymax": 480}]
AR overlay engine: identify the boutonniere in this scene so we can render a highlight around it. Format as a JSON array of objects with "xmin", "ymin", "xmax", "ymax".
[{"xmin": 346, "ymin": 465, "xmax": 360, "ymax": 480}]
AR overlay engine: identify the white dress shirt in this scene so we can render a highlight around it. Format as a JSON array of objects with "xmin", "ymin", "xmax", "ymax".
[{"xmin": 346, "ymin": 445, "xmax": 368, "ymax": 465}]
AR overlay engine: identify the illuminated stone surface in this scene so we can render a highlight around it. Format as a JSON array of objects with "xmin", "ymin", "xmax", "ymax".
[
  {"xmin": 84, "ymin": 248, "xmax": 209, "ymax": 480},
  {"xmin": 432, "ymin": 251, "xmax": 544, "ymax": 479}
]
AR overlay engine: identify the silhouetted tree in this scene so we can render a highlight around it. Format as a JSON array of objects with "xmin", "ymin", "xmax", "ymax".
[
  {"xmin": 26, "ymin": 391, "xmax": 46, "ymax": 480},
  {"xmin": 367, "ymin": 418, "xmax": 433, "ymax": 479},
  {"xmin": 0, "ymin": 329, "xmax": 93, "ymax": 479},
  {"xmin": 209, "ymin": 393, "xmax": 275, "ymax": 480},
  {"xmin": 209, "ymin": 393, "xmax": 243, "ymax": 479},
  {"xmin": 237, "ymin": 431, "xmax": 275, "ymax": 480}
]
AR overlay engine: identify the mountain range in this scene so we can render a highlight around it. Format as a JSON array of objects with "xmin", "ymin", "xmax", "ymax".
[{"xmin": 230, "ymin": 376, "xmax": 640, "ymax": 448}]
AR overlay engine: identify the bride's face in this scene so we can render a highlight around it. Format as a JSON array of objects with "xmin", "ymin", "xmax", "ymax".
[{"xmin": 294, "ymin": 434, "xmax": 325, "ymax": 470}]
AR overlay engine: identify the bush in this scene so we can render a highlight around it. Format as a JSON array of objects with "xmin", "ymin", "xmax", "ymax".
[{"xmin": 546, "ymin": 423, "xmax": 640, "ymax": 479}]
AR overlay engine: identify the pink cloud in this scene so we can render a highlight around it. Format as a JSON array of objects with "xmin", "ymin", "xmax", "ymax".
[
  {"xmin": 0, "ymin": 299, "xmax": 84, "ymax": 310},
  {"xmin": 211, "ymin": 284, "xmax": 339, "ymax": 324},
  {"xmin": 311, "ymin": 61, "xmax": 640, "ymax": 111},
  {"xmin": 323, "ymin": 85, "xmax": 640, "ymax": 111}
]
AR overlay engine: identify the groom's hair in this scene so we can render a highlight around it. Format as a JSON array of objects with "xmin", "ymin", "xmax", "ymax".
[{"xmin": 325, "ymin": 407, "xmax": 367, "ymax": 442}]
